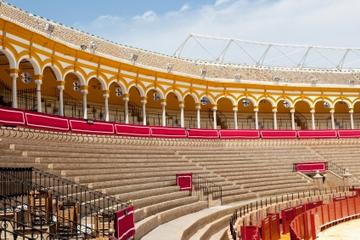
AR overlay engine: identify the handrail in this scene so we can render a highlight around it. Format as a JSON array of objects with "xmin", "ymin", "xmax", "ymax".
[{"xmin": 192, "ymin": 174, "xmax": 223, "ymax": 206}]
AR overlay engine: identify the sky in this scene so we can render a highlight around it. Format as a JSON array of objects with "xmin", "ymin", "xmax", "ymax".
[{"xmin": 6, "ymin": 0, "xmax": 360, "ymax": 66}]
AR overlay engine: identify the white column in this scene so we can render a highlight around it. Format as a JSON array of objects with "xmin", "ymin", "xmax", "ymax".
[
  {"xmin": 141, "ymin": 98, "xmax": 147, "ymax": 125},
  {"xmin": 350, "ymin": 109, "xmax": 354, "ymax": 130},
  {"xmin": 330, "ymin": 109, "xmax": 335, "ymax": 130},
  {"xmin": 81, "ymin": 89, "xmax": 88, "ymax": 119},
  {"xmin": 179, "ymin": 102, "xmax": 185, "ymax": 128},
  {"xmin": 196, "ymin": 103, "xmax": 201, "ymax": 129},
  {"xmin": 57, "ymin": 84, "xmax": 64, "ymax": 116},
  {"xmin": 311, "ymin": 108, "xmax": 316, "ymax": 130},
  {"xmin": 161, "ymin": 100, "xmax": 166, "ymax": 127},
  {"xmin": 103, "ymin": 91, "xmax": 109, "ymax": 121},
  {"xmin": 290, "ymin": 108, "xmax": 295, "ymax": 130},
  {"xmin": 35, "ymin": 79, "xmax": 42, "ymax": 113},
  {"xmin": 212, "ymin": 106, "xmax": 217, "ymax": 129},
  {"xmin": 123, "ymin": 95, "xmax": 129, "ymax": 124},
  {"xmin": 233, "ymin": 106, "xmax": 238, "ymax": 130},
  {"xmin": 254, "ymin": 107, "xmax": 259, "ymax": 130},
  {"xmin": 273, "ymin": 107, "xmax": 278, "ymax": 130},
  {"xmin": 10, "ymin": 73, "xmax": 18, "ymax": 108}
]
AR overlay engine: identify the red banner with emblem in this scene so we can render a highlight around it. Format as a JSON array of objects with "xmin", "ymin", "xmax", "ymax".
[{"xmin": 114, "ymin": 205, "xmax": 135, "ymax": 240}]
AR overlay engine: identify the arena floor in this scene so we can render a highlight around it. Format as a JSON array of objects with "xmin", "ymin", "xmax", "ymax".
[{"xmin": 317, "ymin": 219, "xmax": 360, "ymax": 240}]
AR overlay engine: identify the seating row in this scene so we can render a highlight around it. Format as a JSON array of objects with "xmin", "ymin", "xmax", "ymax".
[{"xmin": 1, "ymin": 107, "xmax": 360, "ymax": 139}]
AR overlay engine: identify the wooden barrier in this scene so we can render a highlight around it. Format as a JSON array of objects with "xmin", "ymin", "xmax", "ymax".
[{"xmin": 290, "ymin": 196, "xmax": 360, "ymax": 240}]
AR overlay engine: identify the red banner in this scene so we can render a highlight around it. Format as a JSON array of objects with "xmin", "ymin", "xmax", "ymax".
[
  {"xmin": 261, "ymin": 130, "xmax": 297, "ymax": 139},
  {"xmin": 176, "ymin": 173, "xmax": 192, "ymax": 191},
  {"xmin": 0, "ymin": 107, "xmax": 25, "ymax": 126},
  {"xmin": 151, "ymin": 126, "xmax": 187, "ymax": 138},
  {"xmin": 69, "ymin": 119, "xmax": 114, "ymax": 134},
  {"xmin": 187, "ymin": 129, "xmax": 219, "ymax": 139},
  {"xmin": 114, "ymin": 205, "xmax": 135, "ymax": 240},
  {"xmin": 338, "ymin": 129, "xmax": 360, "ymax": 138},
  {"xmin": 25, "ymin": 112, "xmax": 69, "ymax": 131},
  {"xmin": 115, "ymin": 124, "xmax": 151, "ymax": 137},
  {"xmin": 219, "ymin": 129, "xmax": 259, "ymax": 139},
  {"xmin": 294, "ymin": 162, "xmax": 326, "ymax": 173},
  {"xmin": 297, "ymin": 130, "xmax": 337, "ymax": 139}
]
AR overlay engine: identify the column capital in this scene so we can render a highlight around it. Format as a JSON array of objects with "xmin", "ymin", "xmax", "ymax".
[
  {"xmin": 349, "ymin": 108, "xmax": 354, "ymax": 114},
  {"xmin": 141, "ymin": 97, "xmax": 147, "ymax": 104},
  {"xmin": 310, "ymin": 108, "xmax": 315, "ymax": 114},
  {"xmin": 329, "ymin": 108, "xmax": 335, "ymax": 114},
  {"xmin": 9, "ymin": 68, "xmax": 19, "ymax": 75},
  {"xmin": 195, "ymin": 103, "xmax": 201, "ymax": 110},
  {"xmin": 34, "ymin": 74, "xmax": 43, "ymax": 81},
  {"xmin": 103, "ymin": 90, "xmax": 109, "ymax": 98},
  {"xmin": 123, "ymin": 95, "xmax": 130, "ymax": 102},
  {"xmin": 161, "ymin": 100, "xmax": 167, "ymax": 107},
  {"xmin": 272, "ymin": 106, "xmax": 277, "ymax": 113},
  {"xmin": 34, "ymin": 79, "xmax": 42, "ymax": 85},
  {"xmin": 10, "ymin": 72, "xmax": 18, "ymax": 78},
  {"xmin": 232, "ymin": 105, "xmax": 238, "ymax": 112},
  {"xmin": 253, "ymin": 107, "xmax": 259, "ymax": 112},
  {"xmin": 81, "ymin": 86, "xmax": 88, "ymax": 94},
  {"xmin": 179, "ymin": 102, "xmax": 185, "ymax": 108},
  {"xmin": 290, "ymin": 108, "xmax": 295, "ymax": 113},
  {"xmin": 57, "ymin": 80, "xmax": 65, "ymax": 86},
  {"xmin": 211, "ymin": 105, "xmax": 217, "ymax": 111},
  {"xmin": 57, "ymin": 85, "xmax": 64, "ymax": 91}
]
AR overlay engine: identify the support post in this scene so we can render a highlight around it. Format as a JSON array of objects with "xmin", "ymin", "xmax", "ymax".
[
  {"xmin": 196, "ymin": 103, "xmax": 201, "ymax": 129},
  {"xmin": 57, "ymin": 83, "xmax": 64, "ymax": 116},
  {"xmin": 311, "ymin": 108, "xmax": 316, "ymax": 130},
  {"xmin": 273, "ymin": 107, "xmax": 278, "ymax": 130},
  {"xmin": 350, "ymin": 109, "xmax": 354, "ymax": 130},
  {"xmin": 233, "ymin": 106, "xmax": 238, "ymax": 130},
  {"xmin": 103, "ymin": 90, "xmax": 109, "ymax": 121},
  {"xmin": 141, "ymin": 97, "xmax": 147, "ymax": 125},
  {"xmin": 212, "ymin": 105, "xmax": 217, "ymax": 129},
  {"xmin": 123, "ymin": 94, "xmax": 129, "ymax": 124},
  {"xmin": 161, "ymin": 100, "xmax": 166, "ymax": 127},
  {"xmin": 35, "ymin": 78, "xmax": 42, "ymax": 113},
  {"xmin": 254, "ymin": 107, "xmax": 259, "ymax": 130},
  {"xmin": 290, "ymin": 108, "xmax": 295, "ymax": 130},
  {"xmin": 81, "ymin": 87, "xmax": 88, "ymax": 119},
  {"xmin": 10, "ymin": 71, "xmax": 18, "ymax": 108},
  {"xmin": 179, "ymin": 102, "xmax": 185, "ymax": 128},
  {"xmin": 330, "ymin": 108, "xmax": 335, "ymax": 130}
]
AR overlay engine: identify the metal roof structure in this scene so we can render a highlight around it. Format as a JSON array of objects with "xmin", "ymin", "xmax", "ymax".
[{"xmin": 174, "ymin": 33, "xmax": 360, "ymax": 71}]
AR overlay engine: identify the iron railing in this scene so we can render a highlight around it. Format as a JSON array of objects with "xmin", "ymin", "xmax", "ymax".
[
  {"xmin": 192, "ymin": 174, "xmax": 223, "ymax": 206},
  {"xmin": 0, "ymin": 167, "xmax": 127, "ymax": 239}
]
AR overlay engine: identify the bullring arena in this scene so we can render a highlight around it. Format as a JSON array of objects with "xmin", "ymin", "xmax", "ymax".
[{"xmin": 0, "ymin": 1, "xmax": 360, "ymax": 240}]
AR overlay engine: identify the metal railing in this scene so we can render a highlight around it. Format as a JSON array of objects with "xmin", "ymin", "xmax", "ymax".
[
  {"xmin": 192, "ymin": 174, "xmax": 222, "ymax": 206},
  {"xmin": 0, "ymin": 167, "xmax": 127, "ymax": 239},
  {"xmin": 229, "ymin": 187, "xmax": 347, "ymax": 240}
]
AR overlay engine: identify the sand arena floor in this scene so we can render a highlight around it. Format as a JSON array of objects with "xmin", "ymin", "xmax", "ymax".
[{"xmin": 317, "ymin": 219, "xmax": 360, "ymax": 240}]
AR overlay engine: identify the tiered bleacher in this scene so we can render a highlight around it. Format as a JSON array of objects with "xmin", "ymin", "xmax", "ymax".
[{"xmin": 1, "ymin": 108, "xmax": 360, "ymax": 239}]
